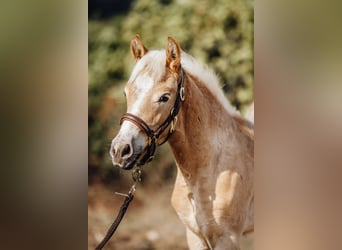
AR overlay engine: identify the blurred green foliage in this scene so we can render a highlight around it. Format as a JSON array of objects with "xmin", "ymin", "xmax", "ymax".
[{"xmin": 89, "ymin": 0, "xmax": 254, "ymax": 180}]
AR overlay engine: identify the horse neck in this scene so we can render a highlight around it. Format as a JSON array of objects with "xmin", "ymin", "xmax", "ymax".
[{"xmin": 168, "ymin": 72, "xmax": 242, "ymax": 179}]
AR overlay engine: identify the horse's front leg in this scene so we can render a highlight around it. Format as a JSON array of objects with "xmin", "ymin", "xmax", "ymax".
[
  {"xmin": 187, "ymin": 228, "xmax": 240, "ymax": 250},
  {"xmin": 213, "ymin": 233, "xmax": 240, "ymax": 250},
  {"xmin": 186, "ymin": 228, "xmax": 210, "ymax": 250}
]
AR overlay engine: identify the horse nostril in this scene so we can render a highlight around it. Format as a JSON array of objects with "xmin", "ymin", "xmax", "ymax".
[
  {"xmin": 121, "ymin": 144, "xmax": 131, "ymax": 158},
  {"xmin": 111, "ymin": 147, "xmax": 116, "ymax": 158}
]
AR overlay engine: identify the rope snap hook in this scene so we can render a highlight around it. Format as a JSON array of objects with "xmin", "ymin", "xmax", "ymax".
[{"xmin": 132, "ymin": 167, "xmax": 142, "ymax": 183}]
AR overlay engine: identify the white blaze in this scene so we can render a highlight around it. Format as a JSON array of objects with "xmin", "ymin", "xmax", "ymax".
[
  {"xmin": 113, "ymin": 74, "xmax": 154, "ymax": 154},
  {"xmin": 129, "ymin": 74, "xmax": 154, "ymax": 115}
]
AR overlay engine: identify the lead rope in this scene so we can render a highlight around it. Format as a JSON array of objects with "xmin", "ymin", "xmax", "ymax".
[{"xmin": 95, "ymin": 167, "xmax": 142, "ymax": 250}]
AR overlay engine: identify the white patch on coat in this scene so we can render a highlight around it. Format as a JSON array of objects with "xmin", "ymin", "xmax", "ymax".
[
  {"xmin": 128, "ymin": 74, "xmax": 154, "ymax": 115},
  {"xmin": 116, "ymin": 121, "xmax": 140, "ymax": 141}
]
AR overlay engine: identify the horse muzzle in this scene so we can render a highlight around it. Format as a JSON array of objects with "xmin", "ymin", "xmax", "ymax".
[
  {"xmin": 110, "ymin": 137, "xmax": 142, "ymax": 170},
  {"xmin": 110, "ymin": 139, "xmax": 156, "ymax": 170}
]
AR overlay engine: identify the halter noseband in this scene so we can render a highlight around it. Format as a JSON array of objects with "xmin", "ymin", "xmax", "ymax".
[{"xmin": 120, "ymin": 69, "xmax": 185, "ymax": 166}]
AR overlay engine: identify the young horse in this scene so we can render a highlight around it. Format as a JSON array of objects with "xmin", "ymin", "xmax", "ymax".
[{"xmin": 110, "ymin": 35, "xmax": 254, "ymax": 250}]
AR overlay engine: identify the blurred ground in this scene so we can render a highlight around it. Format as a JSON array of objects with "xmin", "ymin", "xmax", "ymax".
[{"xmin": 88, "ymin": 179, "xmax": 253, "ymax": 250}]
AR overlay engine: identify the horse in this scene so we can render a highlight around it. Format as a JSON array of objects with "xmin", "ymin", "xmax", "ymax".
[{"xmin": 110, "ymin": 35, "xmax": 254, "ymax": 250}]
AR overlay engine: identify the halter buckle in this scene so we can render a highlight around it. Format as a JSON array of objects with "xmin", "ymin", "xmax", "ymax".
[
  {"xmin": 147, "ymin": 155, "xmax": 154, "ymax": 163},
  {"xmin": 147, "ymin": 137, "xmax": 152, "ymax": 146},
  {"xmin": 180, "ymin": 87, "xmax": 185, "ymax": 101},
  {"xmin": 132, "ymin": 167, "xmax": 142, "ymax": 183}
]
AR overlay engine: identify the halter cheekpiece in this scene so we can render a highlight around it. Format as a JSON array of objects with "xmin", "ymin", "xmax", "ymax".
[{"xmin": 120, "ymin": 69, "xmax": 185, "ymax": 167}]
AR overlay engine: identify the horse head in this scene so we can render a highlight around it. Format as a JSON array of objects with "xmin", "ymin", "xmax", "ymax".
[{"xmin": 110, "ymin": 35, "xmax": 184, "ymax": 169}]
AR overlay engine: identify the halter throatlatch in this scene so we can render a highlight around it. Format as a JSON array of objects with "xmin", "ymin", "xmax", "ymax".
[{"xmin": 120, "ymin": 69, "xmax": 185, "ymax": 167}]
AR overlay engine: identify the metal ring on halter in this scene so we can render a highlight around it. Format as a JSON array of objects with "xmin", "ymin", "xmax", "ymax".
[
  {"xmin": 180, "ymin": 87, "xmax": 185, "ymax": 101},
  {"xmin": 170, "ymin": 120, "xmax": 174, "ymax": 134},
  {"xmin": 147, "ymin": 155, "xmax": 154, "ymax": 162},
  {"xmin": 170, "ymin": 116, "xmax": 177, "ymax": 134}
]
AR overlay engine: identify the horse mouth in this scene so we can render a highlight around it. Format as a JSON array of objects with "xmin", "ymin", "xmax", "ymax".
[
  {"xmin": 113, "ymin": 152, "xmax": 141, "ymax": 170},
  {"xmin": 113, "ymin": 158, "xmax": 136, "ymax": 170},
  {"xmin": 111, "ymin": 142, "xmax": 147, "ymax": 170},
  {"xmin": 122, "ymin": 159, "xmax": 137, "ymax": 170}
]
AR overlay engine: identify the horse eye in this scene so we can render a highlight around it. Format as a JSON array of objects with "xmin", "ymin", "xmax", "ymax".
[{"xmin": 158, "ymin": 95, "xmax": 169, "ymax": 103}]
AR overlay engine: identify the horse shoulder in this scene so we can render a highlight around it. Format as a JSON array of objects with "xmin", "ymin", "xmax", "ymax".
[{"xmin": 211, "ymin": 167, "xmax": 253, "ymax": 234}]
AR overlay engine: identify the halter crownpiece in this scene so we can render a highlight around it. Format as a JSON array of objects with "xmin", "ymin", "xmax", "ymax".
[{"xmin": 120, "ymin": 69, "xmax": 185, "ymax": 167}]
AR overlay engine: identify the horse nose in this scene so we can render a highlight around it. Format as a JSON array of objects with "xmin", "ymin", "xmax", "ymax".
[
  {"xmin": 111, "ymin": 142, "xmax": 133, "ymax": 162},
  {"xmin": 121, "ymin": 144, "xmax": 132, "ymax": 158}
]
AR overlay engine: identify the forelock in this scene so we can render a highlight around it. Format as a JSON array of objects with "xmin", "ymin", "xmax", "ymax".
[{"xmin": 128, "ymin": 50, "xmax": 166, "ymax": 84}]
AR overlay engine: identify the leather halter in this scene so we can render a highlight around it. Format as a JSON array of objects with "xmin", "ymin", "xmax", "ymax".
[{"xmin": 120, "ymin": 69, "xmax": 185, "ymax": 167}]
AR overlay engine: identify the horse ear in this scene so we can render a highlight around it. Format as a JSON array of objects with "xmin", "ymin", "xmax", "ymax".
[
  {"xmin": 130, "ymin": 34, "xmax": 148, "ymax": 61},
  {"xmin": 166, "ymin": 36, "xmax": 181, "ymax": 73}
]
